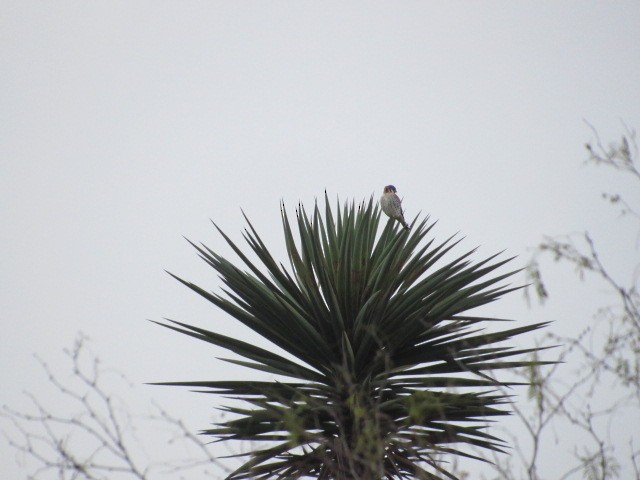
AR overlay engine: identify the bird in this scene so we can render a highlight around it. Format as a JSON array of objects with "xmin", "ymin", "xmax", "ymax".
[{"xmin": 380, "ymin": 185, "xmax": 410, "ymax": 230}]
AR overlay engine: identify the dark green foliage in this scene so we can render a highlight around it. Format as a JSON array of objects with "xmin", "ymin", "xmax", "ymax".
[{"xmin": 155, "ymin": 195, "xmax": 550, "ymax": 479}]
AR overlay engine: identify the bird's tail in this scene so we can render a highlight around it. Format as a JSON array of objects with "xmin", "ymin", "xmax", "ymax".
[{"xmin": 400, "ymin": 210, "xmax": 410, "ymax": 231}]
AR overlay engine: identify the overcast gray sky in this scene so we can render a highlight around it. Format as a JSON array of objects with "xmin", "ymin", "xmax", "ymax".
[{"xmin": 2, "ymin": 2, "xmax": 639, "ymax": 478}]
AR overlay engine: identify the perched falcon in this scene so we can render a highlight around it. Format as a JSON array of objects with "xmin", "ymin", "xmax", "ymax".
[{"xmin": 380, "ymin": 185, "xmax": 410, "ymax": 230}]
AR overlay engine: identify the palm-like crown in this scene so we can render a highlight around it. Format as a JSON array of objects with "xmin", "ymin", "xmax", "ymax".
[{"xmin": 156, "ymin": 194, "xmax": 550, "ymax": 479}]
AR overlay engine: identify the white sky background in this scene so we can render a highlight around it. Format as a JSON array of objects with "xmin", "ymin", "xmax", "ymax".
[{"xmin": 2, "ymin": 1, "xmax": 639, "ymax": 478}]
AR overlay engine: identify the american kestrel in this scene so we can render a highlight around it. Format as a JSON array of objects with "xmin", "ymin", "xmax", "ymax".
[{"xmin": 380, "ymin": 185, "xmax": 410, "ymax": 230}]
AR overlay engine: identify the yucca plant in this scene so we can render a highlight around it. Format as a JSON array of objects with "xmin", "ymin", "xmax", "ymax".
[{"xmin": 155, "ymin": 195, "xmax": 550, "ymax": 479}]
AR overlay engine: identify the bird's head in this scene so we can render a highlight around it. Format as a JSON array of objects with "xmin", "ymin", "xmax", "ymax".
[{"xmin": 383, "ymin": 185, "xmax": 397, "ymax": 194}]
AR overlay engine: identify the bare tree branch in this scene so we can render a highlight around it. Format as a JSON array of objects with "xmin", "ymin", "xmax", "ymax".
[
  {"xmin": 490, "ymin": 125, "xmax": 640, "ymax": 480},
  {"xmin": 1, "ymin": 334, "xmax": 231, "ymax": 479}
]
